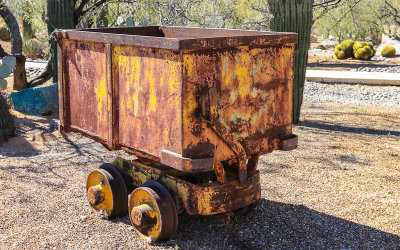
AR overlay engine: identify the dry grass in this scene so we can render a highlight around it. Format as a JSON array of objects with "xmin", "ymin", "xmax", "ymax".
[{"xmin": 0, "ymin": 102, "xmax": 399, "ymax": 249}]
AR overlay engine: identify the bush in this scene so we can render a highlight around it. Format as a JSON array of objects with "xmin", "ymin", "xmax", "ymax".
[
  {"xmin": 0, "ymin": 26, "xmax": 10, "ymax": 41},
  {"xmin": 381, "ymin": 46, "xmax": 396, "ymax": 57},
  {"xmin": 23, "ymin": 38, "xmax": 48, "ymax": 59}
]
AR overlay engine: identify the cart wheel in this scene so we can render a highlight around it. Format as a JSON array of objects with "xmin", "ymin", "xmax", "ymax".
[
  {"xmin": 129, "ymin": 180, "xmax": 178, "ymax": 242},
  {"xmin": 86, "ymin": 163, "xmax": 128, "ymax": 218}
]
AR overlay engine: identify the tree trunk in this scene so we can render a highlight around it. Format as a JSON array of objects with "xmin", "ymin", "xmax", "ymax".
[
  {"xmin": 27, "ymin": 58, "xmax": 52, "ymax": 88},
  {"xmin": 0, "ymin": 0, "xmax": 27, "ymax": 90},
  {"xmin": 13, "ymin": 55, "xmax": 27, "ymax": 90},
  {"xmin": 0, "ymin": 94, "xmax": 14, "ymax": 142}
]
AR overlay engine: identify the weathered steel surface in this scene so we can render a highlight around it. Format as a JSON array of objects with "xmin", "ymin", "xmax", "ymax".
[
  {"xmin": 56, "ymin": 26, "xmax": 297, "ymax": 50},
  {"xmin": 161, "ymin": 149, "xmax": 214, "ymax": 172},
  {"xmin": 112, "ymin": 158, "xmax": 261, "ymax": 215},
  {"xmin": 62, "ymin": 40, "xmax": 110, "ymax": 142},
  {"xmin": 56, "ymin": 26, "xmax": 297, "ymax": 176},
  {"xmin": 113, "ymin": 45, "xmax": 183, "ymax": 160},
  {"xmin": 181, "ymin": 45, "xmax": 295, "ymax": 165}
]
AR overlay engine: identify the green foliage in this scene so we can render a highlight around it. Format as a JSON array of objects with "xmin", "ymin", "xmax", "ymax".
[
  {"xmin": 22, "ymin": 19, "xmax": 35, "ymax": 41},
  {"xmin": 23, "ymin": 38, "xmax": 48, "ymax": 59},
  {"xmin": 5, "ymin": 0, "xmax": 49, "ymax": 58},
  {"xmin": 313, "ymin": 0, "xmax": 400, "ymax": 41},
  {"xmin": 0, "ymin": 79, "xmax": 6, "ymax": 90},
  {"xmin": 0, "ymin": 26, "xmax": 10, "ymax": 41},
  {"xmin": 81, "ymin": 0, "xmax": 266, "ymax": 30},
  {"xmin": 381, "ymin": 46, "xmax": 396, "ymax": 57},
  {"xmin": 9, "ymin": 0, "xmax": 47, "ymax": 38}
]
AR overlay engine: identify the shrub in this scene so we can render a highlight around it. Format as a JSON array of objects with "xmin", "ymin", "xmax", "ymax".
[
  {"xmin": 0, "ymin": 26, "xmax": 10, "ymax": 41},
  {"xmin": 23, "ymin": 38, "xmax": 48, "ymax": 59},
  {"xmin": 381, "ymin": 46, "xmax": 396, "ymax": 57}
]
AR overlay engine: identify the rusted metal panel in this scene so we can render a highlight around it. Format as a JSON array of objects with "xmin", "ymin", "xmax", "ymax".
[
  {"xmin": 62, "ymin": 40, "xmax": 109, "ymax": 142},
  {"xmin": 182, "ymin": 45, "xmax": 295, "ymax": 162},
  {"xmin": 113, "ymin": 45, "xmax": 183, "ymax": 159},
  {"xmin": 57, "ymin": 40, "xmax": 65, "ymax": 130}
]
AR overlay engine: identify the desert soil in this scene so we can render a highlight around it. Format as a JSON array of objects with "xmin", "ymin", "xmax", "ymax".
[{"xmin": 1, "ymin": 91, "xmax": 400, "ymax": 249}]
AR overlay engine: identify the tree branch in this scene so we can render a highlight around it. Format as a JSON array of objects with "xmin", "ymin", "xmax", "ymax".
[
  {"xmin": 328, "ymin": 0, "xmax": 362, "ymax": 32},
  {"xmin": 385, "ymin": 0, "xmax": 400, "ymax": 26},
  {"xmin": 82, "ymin": 0, "xmax": 107, "ymax": 16},
  {"xmin": 313, "ymin": 0, "xmax": 341, "ymax": 8},
  {"xmin": 0, "ymin": 0, "xmax": 22, "ymax": 54}
]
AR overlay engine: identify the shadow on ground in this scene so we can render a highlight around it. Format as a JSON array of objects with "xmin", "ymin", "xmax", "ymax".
[
  {"xmin": 298, "ymin": 120, "xmax": 400, "ymax": 136},
  {"xmin": 152, "ymin": 199, "xmax": 400, "ymax": 249},
  {"xmin": 307, "ymin": 62, "xmax": 399, "ymax": 69},
  {"xmin": 0, "ymin": 136, "xmax": 38, "ymax": 156}
]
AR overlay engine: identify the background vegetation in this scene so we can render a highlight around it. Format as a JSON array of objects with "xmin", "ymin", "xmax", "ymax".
[
  {"xmin": 2, "ymin": 0, "xmax": 400, "ymax": 59},
  {"xmin": 313, "ymin": 0, "xmax": 400, "ymax": 42}
]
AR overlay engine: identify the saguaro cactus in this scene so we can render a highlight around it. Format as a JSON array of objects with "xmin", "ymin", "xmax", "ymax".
[
  {"xmin": 268, "ymin": 0, "xmax": 313, "ymax": 124},
  {"xmin": 47, "ymin": 0, "xmax": 74, "ymax": 82}
]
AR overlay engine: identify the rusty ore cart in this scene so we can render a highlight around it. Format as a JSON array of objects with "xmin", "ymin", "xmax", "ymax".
[{"xmin": 55, "ymin": 26, "xmax": 298, "ymax": 241}]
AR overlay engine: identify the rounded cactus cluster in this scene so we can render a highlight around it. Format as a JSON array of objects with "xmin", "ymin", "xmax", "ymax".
[
  {"xmin": 381, "ymin": 46, "xmax": 396, "ymax": 58},
  {"xmin": 353, "ymin": 41, "xmax": 376, "ymax": 60},
  {"xmin": 334, "ymin": 40, "xmax": 354, "ymax": 59},
  {"xmin": 334, "ymin": 40, "xmax": 376, "ymax": 60}
]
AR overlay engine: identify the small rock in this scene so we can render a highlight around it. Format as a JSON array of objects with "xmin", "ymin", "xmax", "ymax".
[
  {"xmin": 11, "ymin": 82, "xmax": 59, "ymax": 116},
  {"xmin": 128, "ymin": 226, "xmax": 134, "ymax": 231}
]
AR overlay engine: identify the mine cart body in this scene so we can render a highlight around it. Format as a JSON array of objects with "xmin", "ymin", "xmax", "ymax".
[
  {"xmin": 56, "ymin": 26, "xmax": 297, "ymax": 170},
  {"xmin": 56, "ymin": 26, "xmax": 298, "ymax": 241}
]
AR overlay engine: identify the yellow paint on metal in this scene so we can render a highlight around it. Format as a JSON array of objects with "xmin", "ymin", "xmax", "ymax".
[
  {"xmin": 145, "ymin": 59, "xmax": 157, "ymax": 113},
  {"xmin": 183, "ymin": 55, "xmax": 194, "ymax": 76},
  {"xmin": 130, "ymin": 188, "xmax": 161, "ymax": 240},
  {"xmin": 235, "ymin": 51, "xmax": 251, "ymax": 99},
  {"xmin": 94, "ymin": 78, "xmax": 107, "ymax": 112},
  {"xmin": 86, "ymin": 170, "xmax": 114, "ymax": 216}
]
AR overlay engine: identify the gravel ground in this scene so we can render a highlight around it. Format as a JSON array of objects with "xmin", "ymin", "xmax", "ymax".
[
  {"xmin": 304, "ymin": 81, "xmax": 400, "ymax": 107},
  {"xmin": 1, "ymin": 81, "xmax": 400, "ymax": 249},
  {"xmin": 351, "ymin": 66, "xmax": 400, "ymax": 73}
]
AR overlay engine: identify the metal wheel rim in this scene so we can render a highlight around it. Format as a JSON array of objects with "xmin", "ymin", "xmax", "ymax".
[
  {"xmin": 86, "ymin": 163, "xmax": 128, "ymax": 218},
  {"xmin": 129, "ymin": 180, "xmax": 178, "ymax": 242}
]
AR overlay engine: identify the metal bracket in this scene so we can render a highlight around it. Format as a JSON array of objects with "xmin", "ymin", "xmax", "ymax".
[
  {"xmin": 197, "ymin": 87, "xmax": 248, "ymax": 186},
  {"xmin": 161, "ymin": 149, "xmax": 214, "ymax": 172}
]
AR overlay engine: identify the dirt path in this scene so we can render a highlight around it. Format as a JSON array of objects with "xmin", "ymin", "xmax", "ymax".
[{"xmin": 1, "ymin": 102, "xmax": 400, "ymax": 249}]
